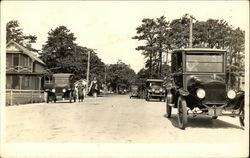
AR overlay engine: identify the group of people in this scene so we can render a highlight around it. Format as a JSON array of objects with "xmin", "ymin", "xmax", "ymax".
[{"xmin": 74, "ymin": 77, "xmax": 99, "ymax": 104}]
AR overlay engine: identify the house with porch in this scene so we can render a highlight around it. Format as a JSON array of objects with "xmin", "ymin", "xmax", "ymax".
[{"xmin": 6, "ymin": 40, "xmax": 46, "ymax": 105}]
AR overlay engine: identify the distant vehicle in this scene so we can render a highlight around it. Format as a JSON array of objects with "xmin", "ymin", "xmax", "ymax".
[
  {"xmin": 129, "ymin": 85, "xmax": 139, "ymax": 98},
  {"xmin": 165, "ymin": 48, "xmax": 245, "ymax": 129},
  {"xmin": 145, "ymin": 79, "xmax": 165, "ymax": 102},
  {"xmin": 44, "ymin": 73, "xmax": 76, "ymax": 103}
]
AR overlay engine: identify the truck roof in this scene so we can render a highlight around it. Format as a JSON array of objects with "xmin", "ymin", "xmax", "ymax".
[
  {"xmin": 53, "ymin": 73, "xmax": 74, "ymax": 77},
  {"xmin": 172, "ymin": 48, "xmax": 227, "ymax": 53},
  {"xmin": 146, "ymin": 79, "xmax": 164, "ymax": 82}
]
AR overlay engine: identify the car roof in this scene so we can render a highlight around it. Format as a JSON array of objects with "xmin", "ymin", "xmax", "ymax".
[
  {"xmin": 53, "ymin": 73, "xmax": 74, "ymax": 77},
  {"xmin": 146, "ymin": 79, "xmax": 164, "ymax": 82},
  {"xmin": 172, "ymin": 48, "xmax": 227, "ymax": 53}
]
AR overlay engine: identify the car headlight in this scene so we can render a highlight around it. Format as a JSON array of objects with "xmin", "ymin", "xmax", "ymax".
[
  {"xmin": 52, "ymin": 89, "xmax": 56, "ymax": 93},
  {"xmin": 196, "ymin": 88, "xmax": 206, "ymax": 99},
  {"xmin": 160, "ymin": 88, "xmax": 163, "ymax": 92},
  {"xmin": 152, "ymin": 88, "xmax": 155, "ymax": 92},
  {"xmin": 62, "ymin": 89, "xmax": 66, "ymax": 93},
  {"xmin": 227, "ymin": 90, "xmax": 236, "ymax": 99}
]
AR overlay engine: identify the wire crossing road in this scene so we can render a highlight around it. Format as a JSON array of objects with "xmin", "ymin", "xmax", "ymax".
[{"xmin": 6, "ymin": 95, "xmax": 245, "ymax": 143}]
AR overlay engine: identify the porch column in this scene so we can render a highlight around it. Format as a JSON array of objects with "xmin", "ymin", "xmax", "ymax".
[
  {"xmin": 19, "ymin": 76, "xmax": 23, "ymax": 90},
  {"xmin": 38, "ymin": 76, "xmax": 41, "ymax": 90}
]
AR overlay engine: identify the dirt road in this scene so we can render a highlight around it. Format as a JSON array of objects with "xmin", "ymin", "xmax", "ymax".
[{"xmin": 6, "ymin": 95, "xmax": 246, "ymax": 144}]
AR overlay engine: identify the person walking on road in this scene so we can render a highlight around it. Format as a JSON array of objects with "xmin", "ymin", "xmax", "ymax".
[{"xmin": 89, "ymin": 77, "xmax": 98, "ymax": 104}]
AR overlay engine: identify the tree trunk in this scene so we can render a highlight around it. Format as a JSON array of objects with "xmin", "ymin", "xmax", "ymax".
[{"xmin": 149, "ymin": 51, "xmax": 152, "ymax": 78}]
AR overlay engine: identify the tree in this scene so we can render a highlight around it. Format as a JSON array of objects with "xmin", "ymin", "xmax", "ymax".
[
  {"xmin": 133, "ymin": 14, "xmax": 245, "ymax": 90},
  {"xmin": 6, "ymin": 20, "xmax": 37, "ymax": 51},
  {"xmin": 132, "ymin": 16, "xmax": 171, "ymax": 78},
  {"xmin": 106, "ymin": 60, "xmax": 136, "ymax": 92},
  {"xmin": 40, "ymin": 25, "xmax": 105, "ymax": 82}
]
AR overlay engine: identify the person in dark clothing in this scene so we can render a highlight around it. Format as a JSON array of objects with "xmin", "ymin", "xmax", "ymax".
[{"xmin": 89, "ymin": 77, "xmax": 98, "ymax": 104}]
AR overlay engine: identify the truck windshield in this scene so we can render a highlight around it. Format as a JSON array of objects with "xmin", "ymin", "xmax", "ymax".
[
  {"xmin": 54, "ymin": 77, "xmax": 69, "ymax": 84},
  {"xmin": 150, "ymin": 82, "xmax": 163, "ymax": 87},
  {"xmin": 186, "ymin": 53, "xmax": 224, "ymax": 73}
]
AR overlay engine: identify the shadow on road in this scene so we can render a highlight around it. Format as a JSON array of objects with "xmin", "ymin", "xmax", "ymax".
[{"xmin": 164, "ymin": 114, "xmax": 243, "ymax": 129}]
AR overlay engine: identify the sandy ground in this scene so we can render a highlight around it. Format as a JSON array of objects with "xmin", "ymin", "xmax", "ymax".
[{"xmin": 5, "ymin": 95, "xmax": 246, "ymax": 144}]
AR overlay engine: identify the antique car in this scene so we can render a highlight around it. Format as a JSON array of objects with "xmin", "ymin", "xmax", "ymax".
[
  {"xmin": 165, "ymin": 48, "xmax": 245, "ymax": 129},
  {"xmin": 145, "ymin": 79, "xmax": 165, "ymax": 101},
  {"xmin": 129, "ymin": 85, "xmax": 139, "ymax": 98},
  {"xmin": 44, "ymin": 73, "xmax": 76, "ymax": 103}
]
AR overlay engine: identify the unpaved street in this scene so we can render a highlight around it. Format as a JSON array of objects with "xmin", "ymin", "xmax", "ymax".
[{"xmin": 6, "ymin": 95, "xmax": 246, "ymax": 143}]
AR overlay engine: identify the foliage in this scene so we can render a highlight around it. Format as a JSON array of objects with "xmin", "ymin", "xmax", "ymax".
[
  {"xmin": 40, "ymin": 25, "xmax": 105, "ymax": 82},
  {"xmin": 133, "ymin": 14, "xmax": 245, "ymax": 89},
  {"xmin": 106, "ymin": 60, "xmax": 136, "ymax": 92},
  {"xmin": 6, "ymin": 20, "xmax": 38, "ymax": 52},
  {"xmin": 132, "ymin": 16, "xmax": 171, "ymax": 79}
]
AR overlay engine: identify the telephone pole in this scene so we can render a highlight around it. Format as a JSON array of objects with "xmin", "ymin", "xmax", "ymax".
[
  {"xmin": 86, "ymin": 49, "xmax": 97, "ymax": 95},
  {"xmin": 189, "ymin": 15, "xmax": 194, "ymax": 48},
  {"xmin": 86, "ymin": 50, "xmax": 90, "ymax": 94}
]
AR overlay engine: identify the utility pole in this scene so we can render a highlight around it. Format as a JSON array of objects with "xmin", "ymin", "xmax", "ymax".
[
  {"xmin": 86, "ymin": 50, "xmax": 90, "ymax": 95},
  {"xmin": 86, "ymin": 49, "xmax": 97, "ymax": 95},
  {"xmin": 189, "ymin": 16, "xmax": 193, "ymax": 48}
]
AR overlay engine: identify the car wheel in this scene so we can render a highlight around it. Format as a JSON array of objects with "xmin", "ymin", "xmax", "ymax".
[
  {"xmin": 69, "ymin": 92, "xmax": 72, "ymax": 103},
  {"xmin": 46, "ymin": 95, "xmax": 50, "ymax": 103},
  {"xmin": 177, "ymin": 96, "xmax": 188, "ymax": 129},
  {"xmin": 239, "ymin": 100, "xmax": 244, "ymax": 127},
  {"xmin": 166, "ymin": 98, "xmax": 172, "ymax": 118}
]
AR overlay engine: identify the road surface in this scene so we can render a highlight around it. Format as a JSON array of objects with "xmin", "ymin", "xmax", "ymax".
[{"xmin": 6, "ymin": 95, "xmax": 246, "ymax": 144}]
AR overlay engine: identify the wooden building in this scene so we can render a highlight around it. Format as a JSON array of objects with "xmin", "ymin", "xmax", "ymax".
[{"xmin": 6, "ymin": 41, "xmax": 46, "ymax": 105}]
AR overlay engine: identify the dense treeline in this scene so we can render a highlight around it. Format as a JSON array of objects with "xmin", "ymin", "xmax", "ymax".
[{"xmin": 133, "ymin": 14, "xmax": 245, "ymax": 89}]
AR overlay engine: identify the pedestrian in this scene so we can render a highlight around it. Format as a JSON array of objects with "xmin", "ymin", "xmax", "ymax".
[{"xmin": 89, "ymin": 77, "xmax": 98, "ymax": 104}]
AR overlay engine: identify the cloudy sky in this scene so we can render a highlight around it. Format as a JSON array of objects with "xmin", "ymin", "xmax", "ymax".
[{"xmin": 1, "ymin": 1, "xmax": 248, "ymax": 72}]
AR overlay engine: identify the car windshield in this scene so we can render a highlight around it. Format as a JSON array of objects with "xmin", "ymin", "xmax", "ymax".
[
  {"xmin": 185, "ymin": 53, "xmax": 224, "ymax": 72},
  {"xmin": 54, "ymin": 77, "xmax": 70, "ymax": 84},
  {"xmin": 150, "ymin": 82, "xmax": 163, "ymax": 87}
]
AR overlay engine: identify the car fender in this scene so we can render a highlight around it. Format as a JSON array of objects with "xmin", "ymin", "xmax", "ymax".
[{"xmin": 178, "ymin": 88, "xmax": 189, "ymax": 97}]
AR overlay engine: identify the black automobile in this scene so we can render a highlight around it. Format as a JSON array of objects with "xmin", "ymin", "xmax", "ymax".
[
  {"xmin": 44, "ymin": 73, "xmax": 76, "ymax": 103},
  {"xmin": 145, "ymin": 79, "xmax": 165, "ymax": 102},
  {"xmin": 129, "ymin": 85, "xmax": 139, "ymax": 98},
  {"xmin": 165, "ymin": 48, "xmax": 245, "ymax": 129}
]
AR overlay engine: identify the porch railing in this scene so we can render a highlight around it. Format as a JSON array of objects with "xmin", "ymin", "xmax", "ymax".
[
  {"xmin": 6, "ymin": 65, "xmax": 32, "ymax": 73},
  {"xmin": 6, "ymin": 89, "xmax": 46, "ymax": 106}
]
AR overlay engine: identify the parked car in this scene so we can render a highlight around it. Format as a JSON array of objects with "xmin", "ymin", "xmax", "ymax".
[
  {"xmin": 44, "ymin": 73, "xmax": 76, "ymax": 103},
  {"xmin": 145, "ymin": 79, "xmax": 165, "ymax": 101},
  {"xmin": 165, "ymin": 48, "xmax": 245, "ymax": 129},
  {"xmin": 129, "ymin": 85, "xmax": 139, "ymax": 98}
]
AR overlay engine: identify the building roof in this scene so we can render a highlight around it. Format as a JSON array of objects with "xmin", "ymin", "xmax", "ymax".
[{"xmin": 6, "ymin": 40, "xmax": 45, "ymax": 65}]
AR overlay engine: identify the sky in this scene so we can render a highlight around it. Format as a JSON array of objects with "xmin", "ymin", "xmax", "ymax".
[{"xmin": 1, "ymin": 1, "xmax": 249, "ymax": 73}]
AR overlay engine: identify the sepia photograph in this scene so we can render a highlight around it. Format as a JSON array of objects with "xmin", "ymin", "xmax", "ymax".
[{"xmin": 0, "ymin": 1, "xmax": 249, "ymax": 157}]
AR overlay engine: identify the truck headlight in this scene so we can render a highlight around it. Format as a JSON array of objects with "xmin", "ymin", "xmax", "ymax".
[
  {"xmin": 196, "ymin": 88, "xmax": 206, "ymax": 99},
  {"xmin": 227, "ymin": 90, "xmax": 236, "ymax": 99},
  {"xmin": 62, "ymin": 89, "xmax": 66, "ymax": 93},
  {"xmin": 52, "ymin": 89, "xmax": 56, "ymax": 93}
]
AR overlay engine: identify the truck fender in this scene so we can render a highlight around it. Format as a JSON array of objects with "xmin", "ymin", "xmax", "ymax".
[{"xmin": 178, "ymin": 88, "xmax": 189, "ymax": 96}]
